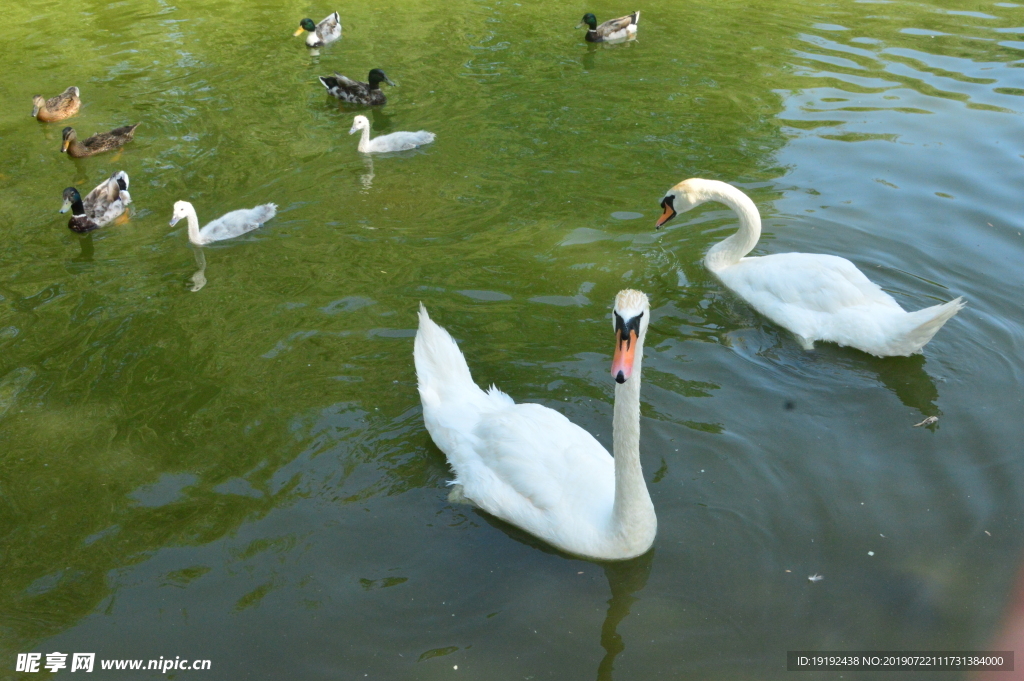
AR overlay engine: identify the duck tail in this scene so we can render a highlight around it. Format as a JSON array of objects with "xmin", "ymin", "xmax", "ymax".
[
  {"xmin": 111, "ymin": 170, "xmax": 129, "ymax": 190},
  {"xmin": 631, "ymin": 11, "xmax": 640, "ymax": 24},
  {"xmin": 414, "ymin": 305, "xmax": 481, "ymax": 409},
  {"xmin": 888, "ymin": 297, "xmax": 965, "ymax": 355},
  {"xmin": 318, "ymin": 75, "xmax": 333, "ymax": 90}
]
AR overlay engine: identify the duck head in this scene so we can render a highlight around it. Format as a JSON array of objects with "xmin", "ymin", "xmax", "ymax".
[
  {"xmin": 577, "ymin": 13, "xmax": 598, "ymax": 30},
  {"xmin": 368, "ymin": 69, "xmax": 396, "ymax": 88},
  {"xmin": 59, "ymin": 187, "xmax": 82, "ymax": 214},
  {"xmin": 60, "ymin": 127, "xmax": 76, "ymax": 153},
  {"xmin": 31, "ymin": 95, "xmax": 45, "ymax": 117},
  {"xmin": 294, "ymin": 18, "xmax": 317, "ymax": 36},
  {"xmin": 611, "ymin": 289, "xmax": 650, "ymax": 384}
]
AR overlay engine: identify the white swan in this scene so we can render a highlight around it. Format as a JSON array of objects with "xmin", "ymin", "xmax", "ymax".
[
  {"xmin": 414, "ymin": 290, "xmax": 657, "ymax": 561},
  {"xmin": 656, "ymin": 178, "xmax": 965, "ymax": 357},
  {"xmin": 169, "ymin": 200, "xmax": 277, "ymax": 246},
  {"xmin": 349, "ymin": 115, "xmax": 435, "ymax": 154}
]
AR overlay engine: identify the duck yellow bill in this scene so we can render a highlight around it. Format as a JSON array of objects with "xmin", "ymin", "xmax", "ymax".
[
  {"xmin": 61, "ymin": 138, "xmax": 70, "ymax": 153},
  {"xmin": 655, "ymin": 204, "xmax": 676, "ymax": 228},
  {"xmin": 293, "ymin": 26, "xmax": 306, "ymax": 36},
  {"xmin": 611, "ymin": 329, "xmax": 637, "ymax": 383}
]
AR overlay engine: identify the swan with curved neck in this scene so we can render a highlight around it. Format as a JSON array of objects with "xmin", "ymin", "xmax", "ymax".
[
  {"xmin": 169, "ymin": 200, "xmax": 277, "ymax": 246},
  {"xmin": 414, "ymin": 290, "xmax": 656, "ymax": 560},
  {"xmin": 349, "ymin": 115, "xmax": 435, "ymax": 154},
  {"xmin": 656, "ymin": 178, "xmax": 964, "ymax": 357}
]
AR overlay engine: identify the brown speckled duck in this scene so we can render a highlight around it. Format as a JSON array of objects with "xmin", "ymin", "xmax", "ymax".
[
  {"xmin": 59, "ymin": 171, "xmax": 132, "ymax": 233},
  {"xmin": 61, "ymin": 123, "xmax": 140, "ymax": 158},
  {"xmin": 32, "ymin": 87, "xmax": 81, "ymax": 122}
]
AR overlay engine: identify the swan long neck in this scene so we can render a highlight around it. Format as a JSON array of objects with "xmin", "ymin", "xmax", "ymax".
[
  {"xmin": 702, "ymin": 182, "xmax": 762, "ymax": 271},
  {"xmin": 357, "ymin": 125, "xmax": 371, "ymax": 153},
  {"xmin": 610, "ymin": 336, "xmax": 655, "ymax": 542},
  {"xmin": 184, "ymin": 205, "xmax": 202, "ymax": 245}
]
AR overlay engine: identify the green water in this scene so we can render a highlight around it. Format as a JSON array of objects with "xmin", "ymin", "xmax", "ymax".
[{"xmin": 2, "ymin": 0, "xmax": 1023, "ymax": 678}]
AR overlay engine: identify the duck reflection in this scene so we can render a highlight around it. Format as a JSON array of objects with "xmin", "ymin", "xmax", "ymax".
[
  {"xmin": 369, "ymin": 107, "xmax": 394, "ymax": 134},
  {"xmin": 73, "ymin": 233, "xmax": 94, "ymax": 262}
]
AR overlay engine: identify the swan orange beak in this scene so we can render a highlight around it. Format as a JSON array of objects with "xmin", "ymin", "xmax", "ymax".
[
  {"xmin": 611, "ymin": 328, "xmax": 637, "ymax": 384},
  {"xmin": 655, "ymin": 203, "xmax": 676, "ymax": 229},
  {"xmin": 293, "ymin": 26, "xmax": 306, "ymax": 36}
]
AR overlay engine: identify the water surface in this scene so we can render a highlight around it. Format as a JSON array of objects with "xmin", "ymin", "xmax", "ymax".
[{"xmin": 2, "ymin": 0, "xmax": 1023, "ymax": 678}]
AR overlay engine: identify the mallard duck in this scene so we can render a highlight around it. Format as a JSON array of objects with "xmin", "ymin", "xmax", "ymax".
[
  {"xmin": 169, "ymin": 201, "xmax": 277, "ymax": 245},
  {"xmin": 32, "ymin": 87, "xmax": 80, "ymax": 122},
  {"xmin": 319, "ymin": 69, "xmax": 395, "ymax": 106},
  {"xmin": 61, "ymin": 124, "xmax": 140, "ymax": 158},
  {"xmin": 59, "ymin": 171, "xmax": 131, "ymax": 233},
  {"xmin": 414, "ymin": 290, "xmax": 657, "ymax": 560},
  {"xmin": 349, "ymin": 115, "xmax": 434, "ymax": 153},
  {"xmin": 655, "ymin": 178, "xmax": 965, "ymax": 357},
  {"xmin": 294, "ymin": 12, "xmax": 341, "ymax": 47},
  {"xmin": 577, "ymin": 11, "xmax": 639, "ymax": 42}
]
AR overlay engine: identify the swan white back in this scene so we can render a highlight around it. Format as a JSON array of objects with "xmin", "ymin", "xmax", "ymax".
[
  {"xmin": 657, "ymin": 178, "xmax": 964, "ymax": 356},
  {"xmin": 349, "ymin": 115, "xmax": 435, "ymax": 154},
  {"xmin": 170, "ymin": 200, "xmax": 277, "ymax": 246}
]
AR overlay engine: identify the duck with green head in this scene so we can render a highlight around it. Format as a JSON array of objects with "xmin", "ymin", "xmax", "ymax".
[
  {"xmin": 294, "ymin": 12, "xmax": 341, "ymax": 47},
  {"xmin": 577, "ymin": 11, "xmax": 639, "ymax": 42},
  {"xmin": 59, "ymin": 171, "xmax": 131, "ymax": 233},
  {"xmin": 319, "ymin": 69, "xmax": 395, "ymax": 106}
]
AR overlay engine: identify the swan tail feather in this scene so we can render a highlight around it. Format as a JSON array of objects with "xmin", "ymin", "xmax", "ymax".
[
  {"xmin": 252, "ymin": 203, "xmax": 277, "ymax": 225},
  {"xmin": 886, "ymin": 297, "xmax": 965, "ymax": 356},
  {"xmin": 414, "ymin": 304, "xmax": 482, "ymax": 408}
]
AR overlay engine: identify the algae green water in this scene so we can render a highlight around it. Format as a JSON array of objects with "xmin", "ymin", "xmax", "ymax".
[{"xmin": 2, "ymin": 0, "xmax": 1023, "ymax": 678}]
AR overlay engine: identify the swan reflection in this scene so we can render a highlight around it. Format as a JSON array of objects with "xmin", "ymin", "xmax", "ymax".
[
  {"xmin": 596, "ymin": 551, "xmax": 654, "ymax": 680},
  {"xmin": 361, "ymin": 154, "xmax": 374, "ymax": 192},
  {"xmin": 189, "ymin": 245, "xmax": 207, "ymax": 292}
]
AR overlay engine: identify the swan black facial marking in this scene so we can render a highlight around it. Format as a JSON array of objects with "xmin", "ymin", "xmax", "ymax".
[
  {"xmin": 614, "ymin": 311, "xmax": 643, "ymax": 349},
  {"xmin": 656, "ymin": 195, "xmax": 677, "ymax": 229}
]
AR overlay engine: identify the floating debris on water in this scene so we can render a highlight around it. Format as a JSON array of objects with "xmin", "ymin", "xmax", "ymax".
[
  {"xmin": 808, "ymin": 574, "xmax": 823, "ymax": 582},
  {"xmin": 913, "ymin": 416, "xmax": 939, "ymax": 427}
]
